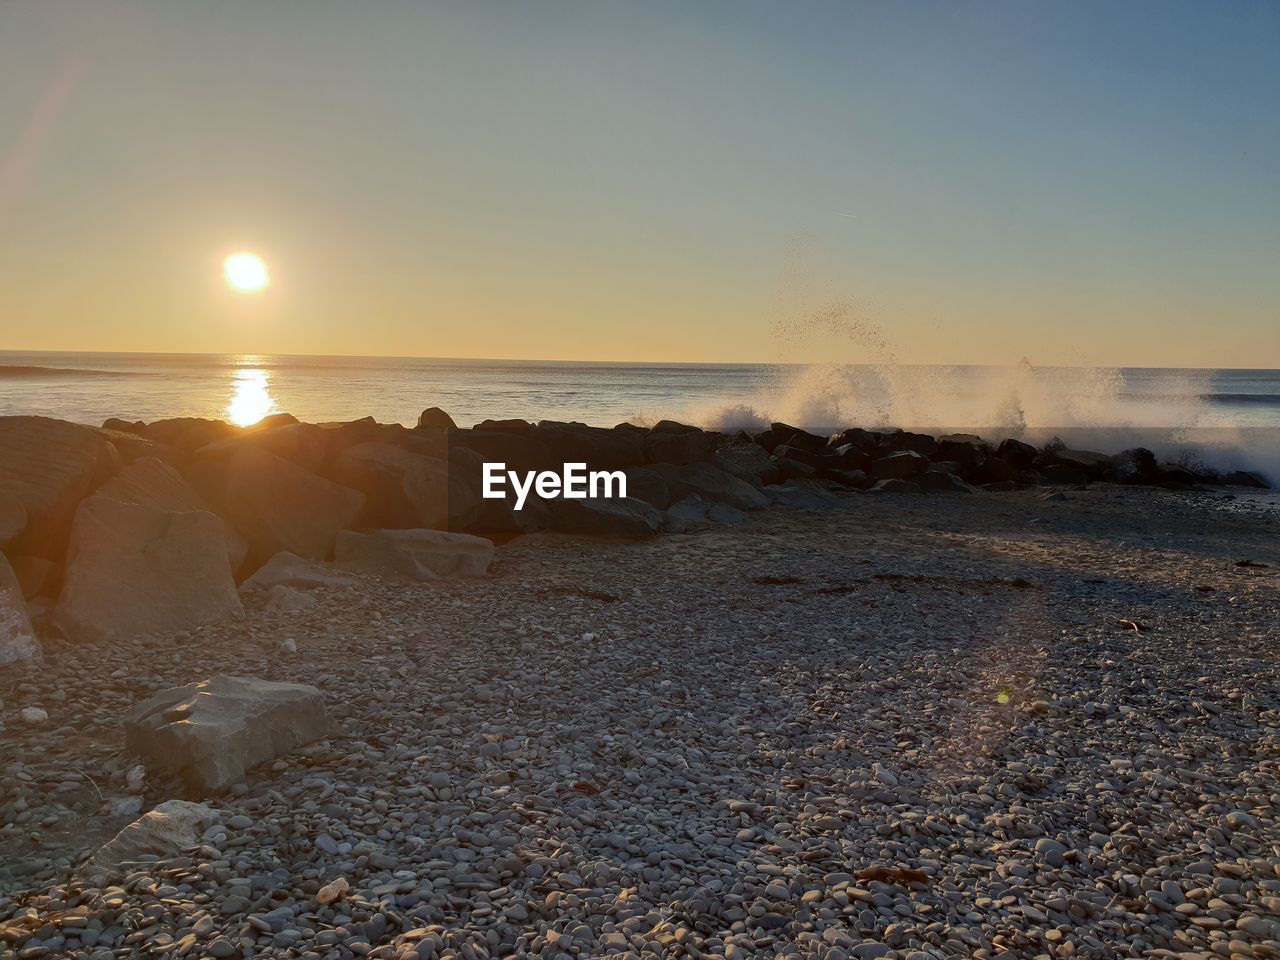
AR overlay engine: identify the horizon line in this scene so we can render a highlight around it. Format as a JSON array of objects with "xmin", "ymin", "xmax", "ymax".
[{"xmin": 1, "ymin": 346, "xmax": 1277, "ymax": 372}]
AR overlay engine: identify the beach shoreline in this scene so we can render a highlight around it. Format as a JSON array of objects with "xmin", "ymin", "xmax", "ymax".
[{"xmin": 2, "ymin": 485, "xmax": 1278, "ymax": 957}]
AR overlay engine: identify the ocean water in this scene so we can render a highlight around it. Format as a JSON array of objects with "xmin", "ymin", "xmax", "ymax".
[{"xmin": 2, "ymin": 351, "xmax": 1277, "ymax": 481}]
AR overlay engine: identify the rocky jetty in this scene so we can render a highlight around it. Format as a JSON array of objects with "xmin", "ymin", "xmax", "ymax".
[{"xmin": 0, "ymin": 411, "xmax": 1272, "ymax": 663}]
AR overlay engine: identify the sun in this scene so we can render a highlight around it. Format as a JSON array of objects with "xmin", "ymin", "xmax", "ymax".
[{"xmin": 223, "ymin": 252, "xmax": 269, "ymax": 293}]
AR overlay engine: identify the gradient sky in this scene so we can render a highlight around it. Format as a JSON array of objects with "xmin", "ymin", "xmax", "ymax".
[{"xmin": 2, "ymin": 1, "xmax": 1277, "ymax": 366}]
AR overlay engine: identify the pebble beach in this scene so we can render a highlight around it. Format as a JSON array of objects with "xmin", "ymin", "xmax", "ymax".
[{"xmin": 2, "ymin": 485, "xmax": 1277, "ymax": 959}]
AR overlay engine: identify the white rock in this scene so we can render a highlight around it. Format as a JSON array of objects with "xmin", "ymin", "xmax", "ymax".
[{"xmin": 81, "ymin": 799, "xmax": 218, "ymax": 878}]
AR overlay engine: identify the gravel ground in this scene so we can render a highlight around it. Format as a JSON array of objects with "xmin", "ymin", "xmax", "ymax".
[{"xmin": 2, "ymin": 485, "xmax": 1278, "ymax": 959}]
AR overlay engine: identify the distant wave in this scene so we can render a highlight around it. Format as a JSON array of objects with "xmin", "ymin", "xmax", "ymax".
[
  {"xmin": 0, "ymin": 365, "xmax": 134, "ymax": 378},
  {"xmin": 1203, "ymin": 392, "xmax": 1280, "ymax": 405}
]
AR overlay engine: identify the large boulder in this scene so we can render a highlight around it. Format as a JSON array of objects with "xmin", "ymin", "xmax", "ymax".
[
  {"xmin": 0, "ymin": 553, "xmax": 40, "ymax": 667},
  {"xmin": 997, "ymin": 437, "xmax": 1038, "ymax": 468},
  {"xmin": 125, "ymin": 675, "xmax": 331, "ymax": 792},
  {"xmin": 651, "ymin": 462, "xmax": 769, "ymax": 510},
  {"xmin": 54, "ymin": 496, "xmax": 244, "ymax": 644},
  {"xmin": 878, "ymin": 431, "xmax": 939, "ymax": 458},
  {"xmin": 80, "ymin": 800, "xmax": 218, "ymax": 880},
  {"xmin": 546, "ymin": 496, "xmax": 663, "ymax": 537},
  {"xmin": 0, "ymin": 416, "xmax": 120, "ymax": 558},
  {"xmin": 416, "ymin": 407, "xmax": 457, "ymax": 431},
  {"xmin": 871, "ymin": 450, "xmax": 929, "ymax": 480},
  {"xmin": 328, "ymin": 442, "xmax": 478, "ymax": 531},
  {"xmin": 643, "ymin": 422, "xmax": 714, "ymax": 465},
  {"xmin": 936, "ymin": 434, "xmax": 991, "ymax": 465},
  {"xmin": 756, "ymin": 422, "xmax": 825, "ymax": 454},
  {"xmin": 142, "ymin": 417, "xmax": 238, "ymax": 452},
  {"xmin": 828, "ymin": 427, "xmax": 879, "ymax": 453},
  {"xmin": 1035, "ymin": 447, "xmax": 1111, "ymax": 480},
  {"xmin": 335, "ymin": 529, "xmax": 494, "ymax": 580},
  {"xmin": 94, "ymin": 457, "xmax": 247, "ymax": 571},
  {"xmin": 188, "ymin": 447, "xmax": 365, "ymax": 566},
  {"xmin": 532, "ymin": 422, "xmax": 645, "ymax": 469},
  {"xmin": 714, "ymin": 442, "xmax": 779, "ymax": 485},
  {"xmin": 451, "ymin": 430, "xmax": 555, "ymax": 474},
  {"xmin": 622, "ymin": 466, "xmax": 672, "ymax": 509},
  {"xmin": 192, "ymin": 422, "xmax": 331, "ymax": 473}
]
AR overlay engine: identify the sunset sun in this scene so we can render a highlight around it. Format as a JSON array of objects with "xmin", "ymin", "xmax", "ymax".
[{"xmin": 223, "ymin": 252, "xmax": 269, "ymax": 293}]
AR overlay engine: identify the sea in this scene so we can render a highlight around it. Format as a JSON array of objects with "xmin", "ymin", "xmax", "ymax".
[{"xmin": 1, "ymin": 351, "xmax": 1278, "ymax": 482}]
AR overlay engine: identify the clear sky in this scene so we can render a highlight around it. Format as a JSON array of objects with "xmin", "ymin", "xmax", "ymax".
[{"xmin": 2, "ymin": 1, "xmax": 1277, "ymax": 366}]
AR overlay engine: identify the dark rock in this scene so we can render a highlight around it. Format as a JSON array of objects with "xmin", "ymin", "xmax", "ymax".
[
  {"xmin": 918, "ymin": 470, "xmax": 979, "ymax": 494},
  {"xmin": 533, "ymin": 422, "xmax": 645, "ymax": 470},
  {"xmin": 328, "ymin": 442, "xmax": 478, "ymax": 532},
  {"xmin": 755, "ymin": 422, "xmax": 824, "ymax": 453},
  {"xmin": 871, "ymin": 450, "xmax": 929, "ymax": 480},
  {"xmin": 829, "ymin": 444, "xmax": 872, "ymax": 470},
  {"xmin": 1041, "ymin": 463, "xmax": 1090, "ymax": 485},
  {"xmin": 649, "ymin": 419, "xmax": 700, "ymax": 434},
  {"xmin": 416, "ymin": 407, "xmax": 457, "ymax": 431},
  {"xmin": 644, "ymin": 426, "xmax": 714, "ymax": 465},
  {"xmin": 474, "ymin": 418, "xmax": 535, "ymax": 433},
  {"xmin": 651, "ymin": 462, "xmax": 769, "ymax": 510},
  {"xmin": 1035, "ymin": 447, "xmax": 1111, "ymax": 479},
  {"xmin": 828, "ymin": 427, "xmax": 879, "ymax": 452},
  {"xmin": 878, "ymin": 431, "xmax": 938, "ymax": 458},
  {"xmin": 101, "ymin": 417, "xmax": 145, "ymax": 434},
  {"xmin": 622, "ymin": 467, "xmax": 671, "ymax": 509},
  {"xmin": 451, "ymin": 430, "xmax": 555, "ymax": 474},
  {"xmin": 937, "ymin": 434, "xmax": 991, "ymax": 464},
  {"xmin": 715, "ymin": 442, "xmax": 780, "ymax": 485},
  {"xmin": 996, "ymin": 437, "xmax": 1038, "ymax": 468},
  {"xmin": 1154, "ymin": 463, "xmax": 1197, "ymax": 486},
  {"xmin": 773, "ymin": 456, "xmax": 817, "ymax": 481},
  {"xmin": 1109, "ymin": 447, "xmax": 1158, "ymax": 483},
  {"xmin": 546, "ymin": 497, "xmax": 662, "ymax": 537},
  {"xmin": 964, "ymin": 455, "xmax": 1016, "ymax": 485}
]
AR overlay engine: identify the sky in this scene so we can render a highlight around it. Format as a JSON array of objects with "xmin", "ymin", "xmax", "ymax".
[{"xmin": 2, "ymin": 1, "xmax": 1278, "ymax": 367}]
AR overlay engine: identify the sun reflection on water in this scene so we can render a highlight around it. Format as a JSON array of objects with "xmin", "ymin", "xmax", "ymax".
[{"xmin": 226, "ymin": 368, "xmax": 276, "ymax": 427}]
